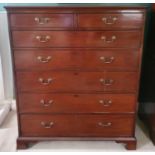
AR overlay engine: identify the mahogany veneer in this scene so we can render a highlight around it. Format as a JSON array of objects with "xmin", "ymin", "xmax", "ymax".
[
  {"xmin": 5, "ymin": 6, "xmax": 146, "ymax": 150},
  {"xmin": 18, "ymin": 93, "xmax": 136, "ymax": 113},
  {"xmin": 77, "ymin": 13, "xmax": 144, "ymax": 29},
  {"xmin": 16, "ymin": 71, "xmax": 138, "ymax": 93},
  {"xmin": 12, "ymin": 31, "xmax": 141, "ymax": 48},
  {"xmin": 20, "ymin": 114, "xmax": 134, "ymax": 137},
  {"xmin": 14, "ymin": 49, "xmax": 139, "ymax": 71},
  {"xmin": 10, "ymin": 14, "xmax": 74, "ymax": 29}
]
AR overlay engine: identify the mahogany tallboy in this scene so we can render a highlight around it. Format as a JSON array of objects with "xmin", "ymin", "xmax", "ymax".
[
  {"xmin": 139, "ymin": 4, "xmax": 155, "ymax": 144},
  {"xmin": 5, "ymin": 5, "xmax": 146, "ymax": 150}
]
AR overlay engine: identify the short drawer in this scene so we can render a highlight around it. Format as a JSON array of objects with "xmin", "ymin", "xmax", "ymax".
[
  {"xmin": 12, "ymin": 31, "xmax": 141, "ymax": 48},
  {"xmin": 78, "ymin": 13, "xmax": 144, "ymax": 29},
  {"xmin": 20, "ymin": 114, "xmax": 134, "ymax": 137},
  {"xmin": 18, "ymin": 93, "xmax": 136, "ymax": 113},
  {"xmin": 16, "ymin": 71, "xmax": 138, "ymax": 93},
  {"xmin": 14, "ymin": 49, "xmax": 139, "ymax": 71},
  {"xmin": 10, "ymin": 14, "xmax": 74, "ymax": 29}
]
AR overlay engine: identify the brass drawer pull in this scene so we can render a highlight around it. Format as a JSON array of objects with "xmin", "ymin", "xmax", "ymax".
[
  {"xmin": 41, "ymin": 121, "xmax": 54, "ymax": 128},
  {"xmin": 40, "ymin": 99, "xmax": 54, "ymax": 107},
  {"xmin": 99, "ymin": 78, "xmax": 114, "ymax": 86},
  {"xmin": 37, "ymin": 56, "xmax": 52, "ymax": 63},
  {"xmin": 100, "ymin": 56, "xmax": 115, "ymax": 64},
  {"xmin": 34, "ymin": 17, "xmax": 50, "ymax": 24},
  {"xmin": 102, "ymin": 17, "xmax": 117, "ymax": 25},
  {"xmin": 38, "ymin": 78, "xmax": 53, "ymax": 85},
  {"xmin": 101, "ymin": 36, "xmax": 116, "ymax": 43},
  {"xmin": 98, "ymin": 122, "xmax": 112, "ymax": 127},
  {"xmin": 99, "ymin": 100, "xmax": 112, "ymax": 106},
  {"xmin": 36, "ymin": 35, "xmax": 51, "ymax": 43}
]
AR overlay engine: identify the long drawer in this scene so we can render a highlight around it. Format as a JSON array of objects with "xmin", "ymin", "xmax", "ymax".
[
  {"xmin": 12, "ymin": 31, "xmax": 141, "ymax": 48},
  {"xmin": 16, "ymin": 71, "xmax": 138, "ymax": 93},
  {"xmin": 78, "ymin": 13, "xmax": 144, "ymax": 29},
  {"xmin": 10, "ymin": 13, "xmax": 74, "ymax": 29},
  {"xmin": 20, "ymin": 114, "xmax": 134, "ymax": 137},
  {"xmin": 18, "ymin": 93, "xmax": 136, "ymax": 113},
  {"xmin": 14, "ymin": 49, "xmax": 139, "ymax": 71}
]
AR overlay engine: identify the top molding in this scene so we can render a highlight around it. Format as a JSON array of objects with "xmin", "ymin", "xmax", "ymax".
[{"xmin": 5, "ymin": 6, "xmax": 147, "ymax": 14}]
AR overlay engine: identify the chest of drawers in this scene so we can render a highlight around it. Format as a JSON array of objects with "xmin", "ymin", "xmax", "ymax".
[{"xmin": 5, "ymin": 6, "xmax": 146, "ymax": 150}]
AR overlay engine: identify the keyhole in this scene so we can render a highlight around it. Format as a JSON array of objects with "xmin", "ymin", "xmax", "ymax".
[
  {"xmin": 74, "ymin": 72, "xmax": 79, "ymax": 75},
  {"xmin": 73, "ymin": 94, "xmax": 79, "ymax": 97}
]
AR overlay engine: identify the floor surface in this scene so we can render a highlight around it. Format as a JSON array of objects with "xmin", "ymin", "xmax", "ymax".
[{"xmin": 0, "ymin": 110, "xmax": 155, "ymax": 152}]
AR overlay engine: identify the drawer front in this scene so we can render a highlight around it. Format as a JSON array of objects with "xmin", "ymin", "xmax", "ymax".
[
  {"xmin": 20, "ymin": 114, "xmax": 134, "ymax": 137},
  {"xmin": 16, "ymin": 71, "xmax": 137, "ymax": 93},
  {"xmin": 10, "ymin": 14, "xmax": 74, "ymax": 29},
  {"xmin": 12, "ymin": 31, "xmax": 141, "ymax": 48},
  {"xmin": 78, "ymin": 13, "xmax": 144, "ymax": 29},
  {"xmin": 14, "ymin": 49, "xmax": 139, "ymax": 71},
  {"xmin": 18, "ymin": 93, "xmax": 136, "ymax": 113}
]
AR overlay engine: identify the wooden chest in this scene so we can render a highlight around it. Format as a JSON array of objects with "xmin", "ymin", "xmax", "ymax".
[{"xmin": 5, "ymin": 6, "xmax": 146, "ymax": 150}]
